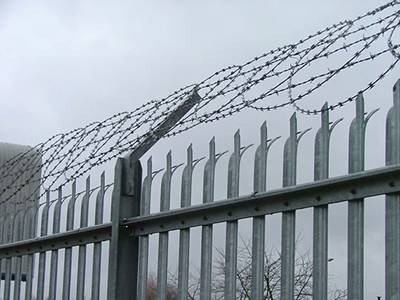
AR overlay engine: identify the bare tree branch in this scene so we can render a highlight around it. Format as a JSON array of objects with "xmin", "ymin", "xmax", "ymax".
[{"xmin": 145, "ymin": 238, "xmax": 346, "ymax": 300}]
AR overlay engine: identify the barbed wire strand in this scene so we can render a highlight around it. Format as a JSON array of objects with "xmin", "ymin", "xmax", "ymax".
[{"xmin": 1, "ymin": 0, "xmax": 400, "ymax": 206}]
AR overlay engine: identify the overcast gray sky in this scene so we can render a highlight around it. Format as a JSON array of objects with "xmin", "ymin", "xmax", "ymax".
[
  {"xmin": 0, "ymin": 0, "xmax": 399, "ymax": 298},
  {"xmin": 0, "ymin": 0, "xmax": 390, "ymax": 145}
]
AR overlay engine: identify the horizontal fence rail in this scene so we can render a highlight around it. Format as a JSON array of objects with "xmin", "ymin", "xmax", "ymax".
[
  {"xmin": 0, "ymin": 224, "xmax": 112, "ymax": 259},
  {"xmin": 123, "ymin": 165, "xmax": 400, "ymax": 236}
]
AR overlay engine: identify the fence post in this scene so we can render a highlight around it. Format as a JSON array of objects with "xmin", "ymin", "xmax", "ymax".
[
  {"xmin": 107, "ymin": 157, "xmax": 142, "ymax": 300},
  {"xmin": 108, "ymin": 89, "xmax": 199, "ymax": 299}
]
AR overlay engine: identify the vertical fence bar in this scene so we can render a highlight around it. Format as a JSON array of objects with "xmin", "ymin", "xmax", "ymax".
[
  {"xmin": 347, "ymin": 95, "xmax": 365, "ymax": 300},
  {"xmin": 178, "ymin": 144, "xmax": 202, "ymax": 299},
  {"xmin": 137, "ymin": 158, "xmax": 156, "ymax": 299},
  {"xmin": 347, "ymin": 94, "xmax": 377, "ymax": 299},
  {"xmin": 225, "ymin": 130, "xmax": 241, "ymax": 299},
  {"xmin": 76, "ymin": 176, "xmax": 90, "ymax": 300},
  {"xmin": 3, "ymin": 214, "xmax": 13, "ymax": 300},
  {"xmin": 91, "ymin": 172, "xmax": 105, "ymax": 300},
  {"xmin": 281, "ymin": 113, "xmax": 309, "ymax": 300},
  {"xmin": 13, "ymin": 210, "xmax": 24, "ymax": 300},
  {"xmin": 313, "ymin": 104, "xmax": 341, "ymax": 300},
  {"xmin": 251, "ymin": 122, "xmax": 279, "ymax": 299},
  {"xmin": 178, "ymin": 146, "xmax": 193, "ymax": 300},
  {"xmin": 385, "ymin": 79, "xmax": 400, "ymax": 300},
  {"xmin": 37, "ymin": 192, "xmax": 50, "ymax": 300},
  {"xmin": 252, "ymin": 123, "xmax": 267, "ymax": 300},
  {"xmin": 225, "ymin": 131, "xmax": 251, "ymax": 299},
  {"xmin": 24, "ymin": 205, "xmax": 36, "ymax": 300},
  {"xmin": 107, "ymin": 157, "xmax": 142, "ymax": 300},
  {"xmin": 157, "ymin": 151, "xmax": 174, "ymax": 300},
  {"xmin": 49, "ymin": 188, "xmax": 62, "ymax": 300},
  {"xmin": 62, "ymin": 181, "xmax": 76, "ymax": 300},
  {"xmin": 200, "ymin": 138, "xmax": 223, "ymax": 300}
]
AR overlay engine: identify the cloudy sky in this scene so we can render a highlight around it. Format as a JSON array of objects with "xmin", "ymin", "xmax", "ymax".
[
  {"xmin": 0, "ymin": 0, "xmax": 399, "ymax": 298},
  {"xmin": 0, "ymin": 0, "xmax": 391, "ymax": 145}
]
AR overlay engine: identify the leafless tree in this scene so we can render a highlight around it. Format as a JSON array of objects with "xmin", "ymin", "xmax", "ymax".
[
  {"xmin": 147, "ymin": 238, "xmax": 346, "ymax": 300},
  {"xmin": 146, "ymin": 275, "xmax": 179, "ymax": 300},
  {"xmin": 209, "ymin": 238, "xmax": 346, "ymax": 300}
]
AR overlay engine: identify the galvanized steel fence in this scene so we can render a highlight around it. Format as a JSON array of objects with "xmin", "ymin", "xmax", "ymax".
[{"xmin": 1, "ymin": 80, "xmax": 400, "ymax": 299}]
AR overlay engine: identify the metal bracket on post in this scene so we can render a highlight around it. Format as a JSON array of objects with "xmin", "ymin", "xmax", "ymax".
[
  {"xmin": 126, "ymin": 89, "xmax": 201, "ymax": 164},
  {"xmin": 107, "ymin": 89, "xmax": 201, "ymax": 300}
]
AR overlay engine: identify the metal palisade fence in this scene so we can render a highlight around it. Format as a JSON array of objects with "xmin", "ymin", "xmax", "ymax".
[
  {"xmin": 1, "ymin": 1, "xmax": 400, "ymax": 210},
  {"xmin": 0, "ymin": 80, "xmax": 398, "ymax": 299}
]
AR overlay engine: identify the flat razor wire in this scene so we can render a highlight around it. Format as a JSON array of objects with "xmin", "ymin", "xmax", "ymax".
[{"xmin": 1, "ymin": 0, "xmax": 400, "ymax": 206}]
